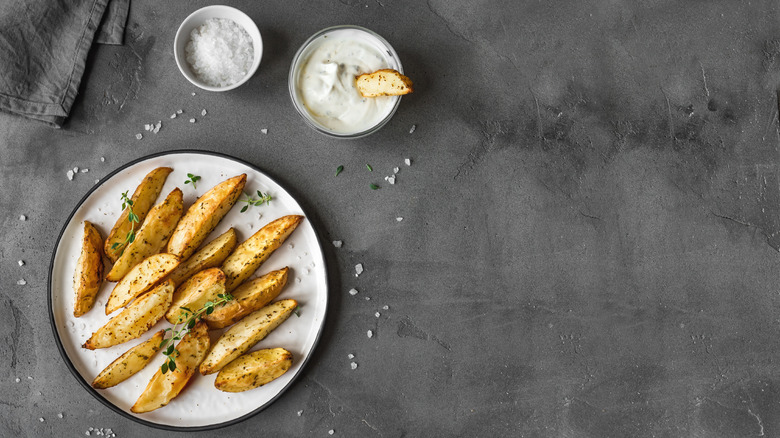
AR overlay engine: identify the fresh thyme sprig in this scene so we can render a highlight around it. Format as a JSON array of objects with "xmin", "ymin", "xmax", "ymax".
[
  {"xmin": 159, "ymin": 292, "xmax": 234, "ymax": 374},
  {"xmin": 184, "ymin": 173, "xmax": 201, "ymax": 189},
  {"xmin": 239, "ymin": 190, "xmax": 272, "ymax": 213},
  {"xmin": 335, "ymin": 165, "xmax": 344, "ymax": 176},
  {"xmin": 111, "ymin": 191, "xmax": 139, "ymax": 252}
]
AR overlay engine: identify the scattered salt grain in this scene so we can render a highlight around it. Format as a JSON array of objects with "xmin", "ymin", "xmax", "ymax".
[
  {"xmin": 192, "ymin": 92, "xmax": 196, "ymax": 96},
  {"xmin": 81, "ymin": 168, "xmax": 89, "ymax": 173},
  {"xmin": 18, "ymin": 260, "xmax": 24, "ymax": 266},
  {"xmin": 85, "ymin": 432, "xmax": 90, "ymax": 436},
  {"xmin": 382, "ymin": 305, "xmax": 389, "ymax": 310},
  {"xmin": 57, "ymin": 413, "xmax": 63, "ymax": 419},
  {"xmin": 27, "ymin": 376, "xmax": 33, "ymax": 380},
  {"xmin": 367, "ymin": 330, "xmax": 373, "ymax": 338},
  {"xmin": 347, "ymin": 353, "xmax": 354, "ymax": 359},
  {"xmin": 297, "ymin": 410, "xmax": 303, "ymax": 416},
  {"xmin": 15, "ymin": 378, "xmax": 20, "ymax": 383},
  {"xmin": 355, "ymin": 263, "xmax": 363, "ymax": 277},
  {"xmin": 153, "ymin": 121, "xmax": 161, "ymax": 133},
  {"xmin": 288, "ymin": 243, "xmax": 294, "ymax": 249},
  {"xmin": 349, "ymin": 288, "xmax": 358, "ymax": 296},
  {"xmin": 190, "ymin": 118, "xmax": 196, "ymax": 123},
  {"xmin": 170, "ymin": 113, "xmax": 177, "ymax": 119},
  {"xmin": 350, "ymin": 362, "xmax": 358, "ymax": 370},
  {"xmin": 260, "ymin": 128, "xmax": 268, "ymax": 134},
  {"xmin": 177, "ymin": 109, "xmax": 183, "ymax": 114},
  {"xmin": 329, "ymin": 430, "xmax": 335, "ymax": 435},
  {"xmin": 201, "ymin": 109, "xmax": 207, "ymax": 116},
  {"xmin": 364, "ymin": 297, "xmax": 370, "ymax": 301},
  {"xmin": 74, "ymin": 166, "xmax": 79, "ymax": 173},
  {"xmin": 17, "ymin": 279, "xmax": 26, "ymax": 285},
  {"xmin": 94, "ymin": 179, "xmax": 100, "ymax": 185},
  {"xmin": 144, "ymin": 124, "xmax": 152, "ymax": 131},
  {"xmin": 296, "ymin": 278, "xmax": 302, "ymax": 283},
  {"xmin": 100, "ymin": 156, "xmax": 105, "ymax": 162},
  {"xmin": 409, "ymin": 124, "xmax": 416, "ymax": 134},
  {"xmin": 393, "ymin": 167, "xmax": 400, "ymax": 174},
  {"xmin": 375, "ymin": 312, "xmax": 380, "ymax": 318},
  {"xmin": 405, "ymin": 158, "xmax": 411, "ymax": 166},
  {"xmin": 38, "ymin": 417, "xmax": 44, "ymax": 422},
  {"xmin": 67, "ymin": 170, "xmax": 74, "ymax": 180},
  {"xmin": 332, "ymin": 240, "xmax": 342, "ymax": 248},
  {"xmin": 135, "ymin": 133, "xmax": 143, "ymax": 140},
  {"xmin": 387, "ymin": 175, "xmax": 396, "ymax": 185},
  {"xmin": 396, "ymin": 217, "xmax": 403, "ymax": 222},
  {"xmin": 19, "ymin": 214, "xmax": 26, "ymax": 221}
]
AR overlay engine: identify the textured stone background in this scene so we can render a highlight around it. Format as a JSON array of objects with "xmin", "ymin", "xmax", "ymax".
[{"xmin": 3, "ymin": 0, "xmax": 780, "ymax": 436}]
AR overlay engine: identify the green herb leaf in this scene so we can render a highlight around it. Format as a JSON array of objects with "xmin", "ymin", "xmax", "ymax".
[
  {"xmin": 294, "ymin": 305, "xmax": 301, "ymax": 317},
  {"xmin": 238, "ymin": 191, "xmax": 272, "ymax": 213},
  {"xmin": 335, "ymin": 165, "xmax": 344, "ymax": 176},
  {"xmin": 169, "ymin": 361, "xmax": 176, "ymax": 372},
  {"xmin": 161, "ymin": 362, "xmax": 168, "ymax": 374},
  {"xmin": 184, "ymin": 173, "xmax": 201, "ymax": 189},
  {"xmin": 370, "ymin": 183, "xmax": 380, "ymax": 190},
  {"xmin": 366, "ymin": 164, "xmax": 373, "ymax": 171}
]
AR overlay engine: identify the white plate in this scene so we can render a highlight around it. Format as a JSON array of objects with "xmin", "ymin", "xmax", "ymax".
[{"xmin": 48, "ymin": 151, "xmax": 327, "ymax": 430}]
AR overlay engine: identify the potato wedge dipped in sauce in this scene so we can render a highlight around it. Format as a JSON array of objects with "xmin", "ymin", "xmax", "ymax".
[
  {"xmin": 204, "ymin": 267, "xmax": 288, "ymax": 329},
  {"xmin": 221, "ymin": 215, "xmax": 303, "ymax": 292},
  {"xmin": 92, "ymin": 330, "xmax": 165, "ymax": 389},
  {"xmin": 106, "ymin": 188, "xmax": 183, "ymax": 282},
  {"xmin": 84, "ymin": 280, "xmax": 174, "ymax": 349},
  {"xmin": 166, "ymin": 174, "xmax": 246, "ymax": 260},
  {"xmin": 105, "ymin": 167, "xmax": 172, "ymax": 263},
  {"xmin": 214, "ymin": 348, "xmax": 293, "ymax": 392},
  {"xmin": 200, "ymin": 299, "xmax": 298, "ymax": 375},
  {"xmin": 73, "ymin": 221, "xmax": 104, "ymax": 317}
]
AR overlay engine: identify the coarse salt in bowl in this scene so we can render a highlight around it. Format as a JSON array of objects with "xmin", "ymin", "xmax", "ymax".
[{"xmin": 174, "ymin": 5, "xmax": 263, "ymax": 92}]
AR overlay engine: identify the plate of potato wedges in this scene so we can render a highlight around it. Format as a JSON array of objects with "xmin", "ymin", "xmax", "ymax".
[{"xmin": 48, "ymin": 151, "xmax": 328, "ymax": 430}]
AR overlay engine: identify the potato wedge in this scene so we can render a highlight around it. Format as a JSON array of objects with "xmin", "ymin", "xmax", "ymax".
[
  {"xmin": 222, "ymin": 215, "xmax": 303, "ymax": 292},
  {"xmin": 92, "ymin": 330, "xmax": 164, "ymax": 389},
  {"xmin": 105, "ymin": 253, "xmax": 180, "ymax": 314},
  {"xmin": 166, "ymin": 174, "xmax": 246, "ymax": 260},
  {"xmin": 167, "ymin": 228, "xmax": 237, "ymax": 287},
  {"xmin": 214, "ymin": 348, "xmax": 293, "ymax": 392},
  {"xmin": 165, "ymin": 268, "xmax": 226, "ymax": 324},
  {"xmin": 356, "ymin": 69, "xmax": 414, "ymax": 97},
  {"xmin": 106, "ymin": 188, "xmax": 184, "ymax": 282},
  {"xmin": 105, "ymin": 167, "xmax": 172, "ymax": 263},
  {"xmin": 199, "ymin": 299, "xmax": 297, "ymax": 375},
  {"xmin": 131, "ymin": 321, "xmax": 210, "ymax": 413},
  {"xmin": 73, "ymin": 221, "xmax": 105, "ymax": 317},
  {"xmin": 203, "ymin": 267, "xmax": 288, "ymax": 329},
  {"xmin": 84, "ymin": 280, "xmax": 174, "ymax": 350}
]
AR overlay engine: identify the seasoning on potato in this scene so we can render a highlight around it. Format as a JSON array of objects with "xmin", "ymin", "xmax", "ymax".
[
  {"xmin": 204, "ymin": 267, "xmax": 288, "ymax": 329},
  {"xmin": 104, "ymin": 167, "xmax": 172, "ymax": 263},
  {"xmin": 166, "ymin": 174, "xmax": 246, "ymax": 260},
  {"xmin": 214, "ymin": 348, "xmax": 293, "ymax": 392},
  {"xmin": 73, "ymin": 221, "xmax": 104, "ymax": 317},
  {"xmin": 105, "ymin": 253, "xmax": 180, "ymax": 314},
  {"xmin": 84, "ymin": 280, "xmax": 174, "ymax": 350},
  {"xmin": 92, "ymin": 330, "xmax": 165, "ymax": 389},
  {"xmin": 221, "ymin": 215, "xmax": 303, "ymax": 292},
  {"xmin": 355, "ymin": 69, "xmax": 413, "ymax": 97},
  {"xmin": 165, "ymin": 267, "xmax": 226, "ymax": 324},
  {"xmin": 167, "ymin": 228, "xmax": 237, "ymax": 287}
]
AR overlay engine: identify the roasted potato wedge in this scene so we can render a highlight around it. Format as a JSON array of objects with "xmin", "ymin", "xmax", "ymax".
[
  {"xmin": 199, "ymin": 299, "xmax": 297, "ymax": 375},
  {"xmin": 166, "ymin": 174, "xmax": 246, "ymax": 260},
  {"xmin": 214, "ymin": 348, "xmax": 293, "ymax": 392},
  {"xmin": 105, "ymin": 167, "xmax": 172, "ymax": 263},
  {"xmin": 73, "ymin": 221, "xmax": 104, "ymax": 317},
  {"xmin": 92, "ymin": 330, "xmax": 164, "ymax": 389},
  {"xmin": 105, "ymin": 253, "xmax": 180, "ymax": 314},
  {"xmin": 222, "ymin": 215, "xmax": 303, "ymax": 292},
  {"xmin": 167, "ymin": 228, "xmax": 237, "ymax": 287},
  {"xmin": 84, "ymin": 280, "xmax": 174, "ymax": 350},
  {"xmin": 106, "ymin": 188, "xmax": 184, "ymax": 282},
  {"xmin": 131, "ymin": 321, "xmax": 210, "ymax": 413},
  {"xmin": 356, "ymin": 69, "xmax": 414, "ymax": 97},
  {"xmin": 165, "ymin": 268, "xmax": 226, "ymax": 324},
  {"xmin": 204, "ymin": 267, "xmax": 288, "ymax": 329}
]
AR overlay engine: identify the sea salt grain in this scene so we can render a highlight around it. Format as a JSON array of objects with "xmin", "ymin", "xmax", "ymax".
[
  {"xmin": 186, "ymin": 18, "xmax": 254, "ymax": 87},
  {"xmin": 409, "ymin": 124, "xmax": 416, "ymax": 134},
  {"xmin": 100, "ymin": 156, "xmax": 105, "ymax": 162},
  {"xmin": 202, "ymin": 109, "xmax": 207, "ymax": 116},
  {"xmin": 396, "ymin": 217, "xmax": 403, "ymax": 222},
  {"xmin": 329, "ymin": 430, "xmax": 335, "ymax": 435},
  {"xmin": 350, "ymin": 362, "xmax": 358, "ymax": 370},
  {"xmin": 405, "ymin": 158, "xmax": 411, "ymax": 166},
  {"xmin": 355, "ymin": 263, "xmax": 363, "ymax": 277},
  {"xmin": 347, "ymin": 353, "xmax": 354, "ymax": 359},
  {"xmin": 170, "ymin": 113, "xmax": 177, "ymax": 119},
  {"xmin": 17, "ymin": 279, "xmax": 26, "ymax": 285},
  {"xmin": 57, "ymin": 413, "xmax": 63, "ymax": 419},
  {"xmin": 81, "ymin": 168, "xmax": 89, "ymax": 173},
  {"xmin": 260, "ymin": 128, "xmax": 268, "ymax": 134},
  {"xmin": 297, "ymin": 410, "xmax": 303, "ymax": 416},
  {"xmin": 177, "ymin": 109, "xmax": 183, "ymax": 114},
  {"xmin": 135, "ymin": 133, "xmax": 143, "ymax": 140},
  {"xmin": 190, "ymin": 118, "xmax": 196, "ymax": 123},
  {"xmin": 18, "ymin": 260, "xmax": 24, "ymax": 266},
  {"xmin": 367, "ymin": 330, "xmax": 373, "ymax": 338},
  {"xmin": 393, "ymin": 167, "xmax": 400, "ymax": 174},
  {"xmin": 332, "ymin": 240, "xmax": 342, "ymax": 248},
  {"xmin": 39, "ymin": 418, "xmax": 44, "ymax": 422},
  {"xmin": 67, "ymin": 170, "xmax": 74, "ymax": 180},
  {"xmin": 349, "ymin": 288, "xmax": 358, "ymax": 296},
  {"xmin": 364, "ymin": 297, "xmax": 371, "ymax": 301},
  {"xmin": 383, "ymin": 305, "xmax": 389, "ymax": 310},
  {"xmin": 15, "ymin": 378, "xmax": 20, "ymax": 383},
  {"xmin": 375, "ymin": 312, "xmax": 380, "ymax": 318}
]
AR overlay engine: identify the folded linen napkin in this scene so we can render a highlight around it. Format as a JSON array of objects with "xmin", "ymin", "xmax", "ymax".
[{"xmin": 0, "ymin": 0, "xmax": 130, "ymax": 126}]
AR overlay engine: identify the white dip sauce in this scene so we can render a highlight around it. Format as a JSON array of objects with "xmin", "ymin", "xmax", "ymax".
[{"xmin": 296, "ymin": 30, "xmax": 397, "ymax": 134}]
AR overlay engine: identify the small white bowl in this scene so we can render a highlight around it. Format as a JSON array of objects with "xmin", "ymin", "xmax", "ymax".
[{"xmin": 174, "ymin": 5, "xmax": 263, "ymax": 92}]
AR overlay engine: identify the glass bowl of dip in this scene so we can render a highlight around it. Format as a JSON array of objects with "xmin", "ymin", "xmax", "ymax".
[{"xmin": 289, "ymin": 25, "xmax": 404, "ymax": 138}]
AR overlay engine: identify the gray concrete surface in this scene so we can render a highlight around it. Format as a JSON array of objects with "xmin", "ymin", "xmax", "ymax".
[{"xmin": 3, "ymin": 0, "xmax": 780, "ymax": 436}]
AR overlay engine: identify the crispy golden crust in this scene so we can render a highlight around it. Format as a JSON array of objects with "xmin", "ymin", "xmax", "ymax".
[
  {"xmin": 214, "ymin": 348, "xmax": 293, "ymax": 392},
  {"xmin": 166, "ymin": 174, "xmax": 246, "ymax": 260},
  {"xmin": 92, "ymin": 331, "xmax": 164, "ymax": 389},
  {"xmin": 203, "ymin": 267, "xmax": 288, "ymax": 329},
  {"xmin": 167, "ymin": 228, "xmax": 237, "ymax": 287},
  {"xmin": 165, "ymin": 268, "xmax": 226, "ymax": 324},
  {"xmin": 221, "ymin": 215, "xmax": 303, "ymax": 292},
  {"xmin": 106, "ymin": 188, "xmax": 184, "ymax": 282},
  {"xmin": 105, "ymin": 253, "xmax": 180, "ymax": 314},
  {"xmin": 73, "ymin": 221, "xmax": 105, "ymax": 317},
  {"xmin": 131, "ymin": 322, "xmax": 210, "ymax": 413},
  {"xmin": 356, "ymin": 69, "xmax": 414, "ymax": 97},
  {"xmin": 105, "ymin": 167, "xmax": 172, "ymax": 263}
]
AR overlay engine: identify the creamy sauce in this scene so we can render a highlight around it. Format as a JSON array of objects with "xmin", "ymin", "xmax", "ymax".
[{"xmin": 296, "ymin": 30, "xmax": 397, "ymax": 134}]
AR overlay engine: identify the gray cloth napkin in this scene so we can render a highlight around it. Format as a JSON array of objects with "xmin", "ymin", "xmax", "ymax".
[{"xmin": 0, "ymin": 0, "xmax": 130, "ymax": 126}]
